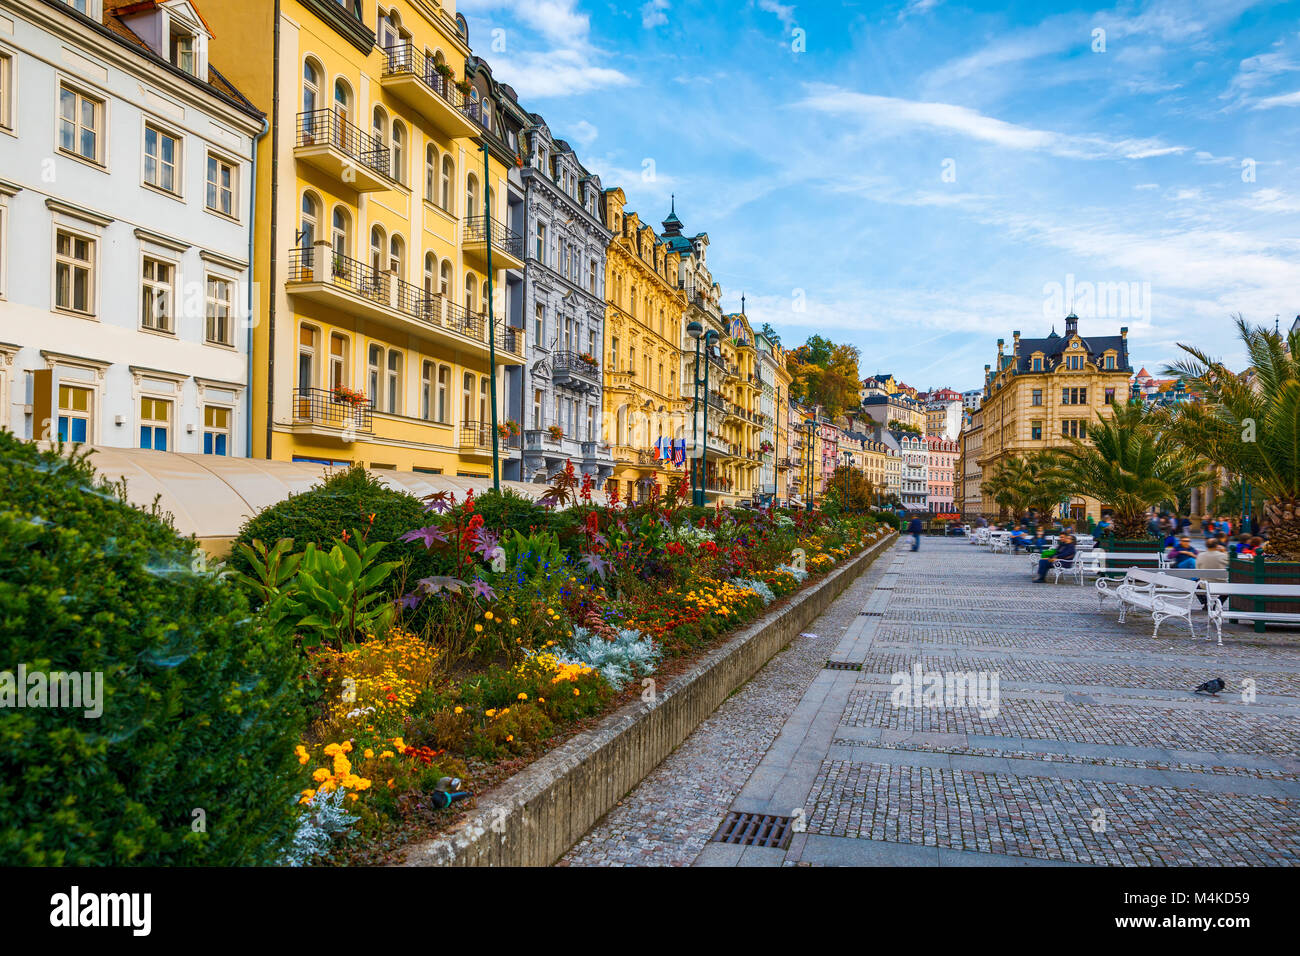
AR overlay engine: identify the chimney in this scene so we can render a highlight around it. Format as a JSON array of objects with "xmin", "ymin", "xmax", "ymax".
[
  {"xmin": 1120, "ymin": 326, "xmax": 1128, "ymax": 339},
  {"xmin": 1012, "ymin": 330, "xmax": 1020, "ymax": 360}
]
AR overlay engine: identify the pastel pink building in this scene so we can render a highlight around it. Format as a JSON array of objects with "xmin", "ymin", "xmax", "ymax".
[{"xmin": 925, "ymin": 435, "xmax": 958, "ymax": 513}]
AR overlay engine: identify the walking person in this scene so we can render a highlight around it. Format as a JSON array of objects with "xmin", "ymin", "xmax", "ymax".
[{"xmin": 908, "ymin": 515, "xmax": 923, "ymax": 551}]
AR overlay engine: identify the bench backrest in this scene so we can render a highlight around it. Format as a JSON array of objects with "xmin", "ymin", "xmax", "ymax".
[
  {"xmin": 1148, "ymin": 572, "xmax": 1202, "ymax": 595},
  {"xmin": 1204, "ymin": 584, "xmax": 1300, "ymax": 598},
  {"xmin": 1121, "ymin": 567, "xmax": 1171, "ymax": 587},
  {"xmin": 1159, "ymin": 567, "xmax": 1228, "ymax": 581}
]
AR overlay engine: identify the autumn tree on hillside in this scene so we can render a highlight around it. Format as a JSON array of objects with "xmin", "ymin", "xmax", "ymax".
[{"xmin": 787, "ymin": 335, "xmax": 861, "ymax": 418}]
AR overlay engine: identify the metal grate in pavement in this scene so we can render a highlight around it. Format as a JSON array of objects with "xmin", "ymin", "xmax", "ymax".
[
  {"xmin": 710, "ymin": 811, "xmax": 794, "ymax": 849},
  {"xmin": 859, "ymin": 610, "xmax": 883, "ymax": 616},
  {"xmin": 825, "ymin": 660, "xmax": 863, "ymax": 671}
]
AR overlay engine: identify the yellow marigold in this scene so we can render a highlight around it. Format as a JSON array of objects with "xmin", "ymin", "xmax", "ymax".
[
  {"xmin": 323, "ymin": 743, "xmax": 342, "ymax": 757},
  {"xmin": 299, "ymin": 789, "xmax": 317, "ymax": 804},
  {"xmin": 364, "ymin": 748, "xmax": 374, "ymax": 759},
  {"xmin": 517, "ymin": 692, "xmax": 528, "ymax": 701},
  {"xmin": 573, "ymin": 687, "xmax": 580, "ymax": 696},
  {"xmin": 474, "ymin": 624, "xmax": 483, "ymax": 633},
  {"xmin": 485, "ymin": 611, "xmax": 494, "ymax": 620},
  {"xmin": 312, "ymin": 767, "xmax": 331, "ymax": 783},
  {"xmin": 340, "ymin": 741, "xmax": 353, "ymax": 753},
  {"xmin": 295, "ymin": 745, "xmax": 310, "ymax": 765},
  {"xmin": 511, "ymin": 618, "xmax": 519, "ymax": 626},
  {"xmin": 454, "ymin": 706, "xmax": 464, "ymax": 715},
  {"xmin": 486, "ymin": 708, "xmax": 497, "ymax": 718},
  {"xmin": 506, "ymin": 734, "xmax": 514, "ymax": 742}
]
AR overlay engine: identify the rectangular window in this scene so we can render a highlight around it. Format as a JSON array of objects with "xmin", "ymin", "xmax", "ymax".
[
  {"xmin": 532, "ymin": 389, "xmax": 542, "ymax": 429},
  {"xmin": 1105, "ymin": 387, "xmax": 1115, "ymax": 403},
  {"xmin": 140, "ymin": 396, "xmax": 171, "ymax": 450},
  {"xmin": 206, "ymin": 276, "xmax": 234, "ymax": 344},
  {"xmin": 54, "ymin": 230, "xmax": 95, "ymax": 314},
  {"xmin": 1031, "ymin": 389, "xmax": 1042, "ymax": 406},
  {"xmin": 206, "ymin": 153, "xmax": 237, "ymax": 217},
  {"xmin": 141, "ymin": 257, "xmax": 175, "ymax": 332},
  {"xmin": 170, "ymin": 32, "xmax": 195, "ymax": 74},
  {"xmin": 589, "ymin": 260, "xmax": 597, "ymax": 294},
  {"xmin": 143, "ymin": 123, "xmax": 181, "ymax": 194},
  {"xmin": 534, "ymin": 222, "xmax": 546, "ymax": 263},
  {"xmin": 0, "ymin": 52, "xmax": 12, "ymax": 132},
  {"xmin": 59, "ymin": 83, "xmax": 103, "ymax": 164},
  {"xmin": 1030, "ymin": 421, "xmax": 1042, "ymax": 441},
  {"xmin": 203, "ymin": 405, "xmax": 231, "ymax": 455},
  {"xmin": 57, "ymin": 383, "xmax": 91, "ymax": 443},
  {"xmin": 534, "ymin": 303, "xmax": 544, "ymax": 348}
]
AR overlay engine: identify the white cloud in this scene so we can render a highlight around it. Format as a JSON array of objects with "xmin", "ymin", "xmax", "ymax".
[
  {"xmin": 899, "ymin": 0, "xmax": 943, "ymax": 21},
  {"xmin": 756, "ymin": 0, "xmax": 797, "ymax": 31},
  {"xmin": 569, "ymin": 119, "xmax": 599, "ymax": 146},
  {"xmin": 1251, "ymin": 89, "xmax": 1300, "ymax": 109},
  {"xmin": 640, "ymin": 0, "xmax": 670, "ymax": 29},
  {"xmin": 795, "ymin": 85, "xmax": 1187, "ymax": 160}
]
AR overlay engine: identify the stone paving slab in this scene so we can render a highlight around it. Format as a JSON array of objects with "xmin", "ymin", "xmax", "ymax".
[{"xmin": 562, "ymin": 538, "xmax": 1300, "ymax": 867}]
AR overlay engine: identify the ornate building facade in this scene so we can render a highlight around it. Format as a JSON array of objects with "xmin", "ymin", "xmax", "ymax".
[
  {"xmin": 600, "ymin": 189, "xmax": 688, "ymax": 501},
  {"xmin": 977, "ymin": 313, "xmax": 1132, "ymax": 521},
  {"xmin": 518, "ymin": 117, "xmax": 613, "ymax": 482}
]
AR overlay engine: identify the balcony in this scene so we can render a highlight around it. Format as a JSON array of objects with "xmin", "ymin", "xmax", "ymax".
[
  {"xmin": 463, "ymin": 215, "xmax": 526, "ymax": 271},
  {"xmin": 552, "ymin": 351, "xmax": 601, "ymax": 394},
  {"xmin": 380, "ymin": 44, "xmax": 481, "ymax": 139},
  {"xmin": 294, "ymin": 110, "xmax": 395, "ymax": 193},
  {"xmin": 286, "ymin": 247, "xmax": 523, "ymax": 363},
  {"xmin": 459, "ymin": 421, "xmax": 497, "ymax": 456},
  {"xmin": 292, "ymin": 387, "xmax": 373, "ymax": 438}
]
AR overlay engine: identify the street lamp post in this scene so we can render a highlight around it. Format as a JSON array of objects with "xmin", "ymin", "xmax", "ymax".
[
  {"xmin": 805, "ymin": 417, "xmax": 816, "ymax": 513},
  {"xmin": 686, "ymin": 322, "xmax": 717, "ymax": 507}
]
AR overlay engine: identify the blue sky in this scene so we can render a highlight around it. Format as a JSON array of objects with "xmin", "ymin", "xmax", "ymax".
[{"xmin": 458, "ymin": 0, "xmax": 1300, "ymax": 391}]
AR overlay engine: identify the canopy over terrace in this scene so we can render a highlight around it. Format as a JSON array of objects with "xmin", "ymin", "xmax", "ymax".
[{"xmin": 59, "ymin": 446, "xmax": 606, "ymax": 555}]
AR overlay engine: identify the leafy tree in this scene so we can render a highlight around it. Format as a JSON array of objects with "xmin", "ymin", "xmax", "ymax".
[
  {"xmin": 1162, "ymin": 316, "xmax": 1300, "ymax": 557},
  {"xmin": 787, "ymin": 335, "xmax": 861, "ymax": 418},
  {"xmin": 824, "ymin": 467, "xmax": 875, "ymax": 512}
]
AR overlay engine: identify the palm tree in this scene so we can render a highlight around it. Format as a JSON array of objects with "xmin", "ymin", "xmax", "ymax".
[
  {"xmin": 1163, "ymin": 316, "xmax": 1300, "ymax": 558},
  {"xmin": 981, "ymin": 456, "xmax": 1032, "ymax": 519},
  {"xmin": 1047, "ymin": 400, "xmax": 1209, "ymax": 538},
  {"xmin": 981, "ymin": 451, "xmax": 1072, "ymax": 522}
]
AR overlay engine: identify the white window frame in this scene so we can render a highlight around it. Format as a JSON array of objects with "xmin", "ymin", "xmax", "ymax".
[
  {"xmin": 204, "ymin": 272, "xmax": 237, "ymax": 347},
  {"xmin": 140, "ymin": 253, "xmax": 178, "ymax": 334},
  {"xmin": 57, "ymin": 79, "xmax": 106, "ymax": 168},
  {"xmin": 0, "ymin": 48, "xmax": 14, "ymax": 134},
  {"xmin": 56, "ymin": 380, "xmax": 95, "ymax": 445},
  {"xmin": 138, "ymin": 393, "xmax": 173, "ymax": 452},
  {"xmin": 53, "ymin": 227, "xmax": 97, "ymax": 316},
  {"xmin": 205, "ymin": 150, "xmax": 239, "ymax": 220},
  {"xmin": 202, "ymin": 403, "xmax": 233, "ymax": 456},
  {"xmin": 142, "ymin": 119, "xmax": 183, "ymax": 197}
]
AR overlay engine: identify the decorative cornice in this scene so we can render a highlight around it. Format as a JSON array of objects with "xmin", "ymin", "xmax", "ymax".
[
  {"xmin": 299, "ymin": 0, "xmax": 375, "ymax": 54},
  {"xmin": 46, "ymin": 198, "xmax": 114, "ymax": 228},
  {"xmin": 134, "ymin": 227, "xmax": 190, "ymax": 254}
]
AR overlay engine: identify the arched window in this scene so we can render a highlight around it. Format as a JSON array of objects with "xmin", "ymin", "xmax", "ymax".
[
  {"xmin": 331, "ymin": 207, "xmax": 351, "ymax": 261},
  {"xmin": 300, "ymin": 192, "xmax": 320, "ymax": 252},
  {"xmin": 386, "ymin": 350, "xmax": 401, "ymax": 414},
  {"xmin": 333, "ymin": 79, "xmax": 352, "ymax": 126},
  {"xmin": 441, "ymin": 156, "xmax": 454, "ymax": 212},
  {"xmin": 302, "ymin": 59, "xmax": 321, "ymax": 114},
  {"xmin": 367, "ymin": 345, "xmax": 383, "ymax": 404},
  {"xmin": 372, "ymin": 106, "xmax": 387, "ymax": 151},
  {"xmin": 370, "ymin": 226, "xmax": 385, "ymax": 274},
  {"xmin": 436, "ymin": 366, "xmax": 449, "ymax": 422},
  {"xmin": 464, "ymin": 274, "xmax": 476, "ymax": 313},
  {"xmin": 329, "ymin": 333, "xmax": 348, "ymax": 390},
  {"xmin": 298, "ymin": 325, "xmax": 319, "ymax": 396},
  {"xmin": 390, "ymin": 121, "xmax": 406, "ymax": 185},
  {"xmin": 439, "ymin": 260, "xmax": 451, "ymax": 297},
  {"xmin": 481, "ymin": 279, "xmax": 490, "ymax": 315},
  {"xmin": 466, "ymin": 173, "xmax": 479, "ymax": 221},
  {"xmin": 421, "ymin": 361, "xmax": 433, "ymax": 420},
  {"xmin": 481, "ymin": 98, "xmax": 492, "ymax": 132},
  {"xmin": 423, "ymin": 253, "xmax": 436, "ymax": 295},
  {"xmin": 462, "ymin": 371, "xmax": 474, "ymax": 422},
  {"xmin": 388, "ymin": 234, "xmax": 405, "ymax": 278},
  {"xmin": 425, "ymin": 144, "xmax": 436, "ymax": 201},
  {"xmin": 487, "ymin": 186, "xmax": 495, "ymax": 220}
]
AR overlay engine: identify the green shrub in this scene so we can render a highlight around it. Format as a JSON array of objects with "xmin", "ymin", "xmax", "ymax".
[
  {"xmin": 0, "ymin": 432, "xmax": 304, "ymax": 864},
  {"xmin": 471, "ymin": 488, "xmax": 550, "ymax": 537},
  {"xmin": 230, "ymin": 466, "xmax": 438, "ymax": 591}
]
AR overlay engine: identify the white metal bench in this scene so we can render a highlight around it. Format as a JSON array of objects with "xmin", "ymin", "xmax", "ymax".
[
  {"xmin": 988, "ymin": 531, "xmax": 1012, "ymax": 553},
  {"xmin": 1205, "ymin": 583, "xmax": 1300, "ymax": 646},
  {"xmin": 1104, "ymin": 569, "xmax": 1205, "ymax": 638},
  {"xmin": 1094, "ymin": 562, "xmax": 1170, "ymax": 610},
  {"xmin": 1026, "ymin": 548, "xmax": 1096, "ymax": 584}
]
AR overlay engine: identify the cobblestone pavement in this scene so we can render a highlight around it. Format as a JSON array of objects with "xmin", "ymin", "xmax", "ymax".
[{"xmin": 564, "ymin": 537, "xmax": 1300, "ymax": 866}]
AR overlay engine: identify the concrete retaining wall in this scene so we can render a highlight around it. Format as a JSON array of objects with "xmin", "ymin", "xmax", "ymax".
[{"xmin": 399, "ymin": 531, "xmax": 897, "ymax": 867}]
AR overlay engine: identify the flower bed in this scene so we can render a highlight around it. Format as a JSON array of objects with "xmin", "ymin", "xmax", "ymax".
[{"xmin": 228, "ymin": 464, "xmax": 892, "ymax": 864}]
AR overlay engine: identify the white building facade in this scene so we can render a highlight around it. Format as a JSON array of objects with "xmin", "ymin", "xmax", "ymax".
[
  {"xmin": 898, "ymin": 432, "xmax": 929, "ymax": 512},
  {"xmin": 0, "ymin": 0, "xmax": 263, "ymax": 456}
]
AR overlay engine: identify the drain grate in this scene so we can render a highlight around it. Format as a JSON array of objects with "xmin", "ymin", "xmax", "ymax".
[
  {"xmin": 858, "ymin": 610, "xmax": 883, "ymax": 616},
  {"xmin": 825, "ymin": 660, "xmax": 862, "ymax": 671},
  {"xmin": 711, "ymin": 812, "xmax": 794, "ymax": 849}
]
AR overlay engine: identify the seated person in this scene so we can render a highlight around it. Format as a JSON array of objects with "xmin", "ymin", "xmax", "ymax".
[
  {"xmin": 1196, "ymin": 540, "xmax": 1228, "ymax": 570},
  {"xmin": 1009, "ymin": 527, "xmax": 1031, "ymax": 552},
  {"xmin": 1168, "ymin": 536, "xmax": 1198, "ymax": 569},
  {"xmin": 1034, "ymin": 534, "xmax": 1076, "ymax": 582}
]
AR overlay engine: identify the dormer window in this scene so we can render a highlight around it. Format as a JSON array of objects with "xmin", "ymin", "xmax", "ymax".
[{"xmin": 170, "ymin": 27, "xmax": 195, "ymax": 73}]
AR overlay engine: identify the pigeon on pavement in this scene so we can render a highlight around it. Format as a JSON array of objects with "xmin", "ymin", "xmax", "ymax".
[{"xmin": 1193, "ymin": 678, "xmax": 1226, "ymax": 696}]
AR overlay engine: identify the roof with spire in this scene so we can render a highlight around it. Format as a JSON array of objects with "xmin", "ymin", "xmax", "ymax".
[{"xmin": 1010, "ymin": 315, "xmax": 1130, "ymax": 374}]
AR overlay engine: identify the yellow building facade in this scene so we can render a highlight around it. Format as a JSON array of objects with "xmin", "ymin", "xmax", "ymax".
[
  {"xmin": 977, "ymin": 315, "xmax": 1132, "ymax": 521},
  {"xmin": 599, "ymin": 189, "xmax": 689, "ymax": 500},
  {"xmin": 203, "ymin": 0, "xmax": 525, "ymax": 475}
]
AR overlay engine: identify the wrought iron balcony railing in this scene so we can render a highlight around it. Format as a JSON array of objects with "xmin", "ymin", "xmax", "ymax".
[
  {"xmin": 380, "ymin": 43, "xmax": 482, "ymax": 123},
  {"xmin": 552, "ymin": 350, "xmax": 600, "ymax": 380},
  {"xmin": 287, "ymin": 247, "xmax": 522, "ymax": 357},
  {"xmin": 293, "ymin": 387, "xmax": 374, "ymax": 432},
  {"xmin": 464, "ymin": 215, "xmax": 525, "ymax": 259},
  {"xmin": 296, "ymin": 109, "xmax": 392, "ymax": 181}
]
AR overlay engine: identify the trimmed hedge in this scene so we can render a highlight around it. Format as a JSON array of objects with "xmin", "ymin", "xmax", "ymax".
[
  {"xmin": 0, "ymin": 431, "xmax": 304, "ymax": 864},
  {"xmin": 230, "ymin": 466, "xmax": 435, "ymax": 587}
]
